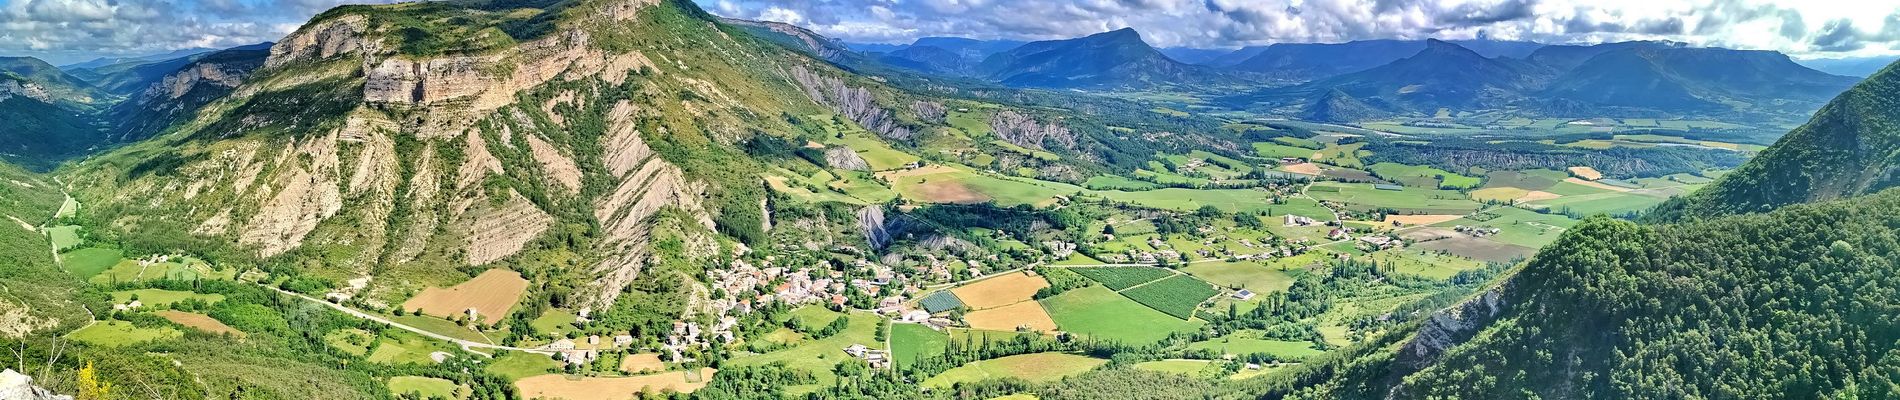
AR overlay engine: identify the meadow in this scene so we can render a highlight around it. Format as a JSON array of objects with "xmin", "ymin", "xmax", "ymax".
[
  {"xmin": 921, "ymin": 353, "xmax": 1105, "ymax": 388},
  {"xmin": 1041, "ymin": 285, "xmax": 1200, "ymax": 344}
]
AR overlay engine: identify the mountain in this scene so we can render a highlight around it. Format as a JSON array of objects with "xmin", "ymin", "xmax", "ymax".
[
  {"xmin": 1524, "ymin": 40, "xmax": 1678, "ymax": 72},
  {"xmin": 104, "ymin": 45, "xmax": 271, "ymax": 142},
  {"xmin": 68, "ymin": 42, "xmax": 272, "ymax": 95},
  {"xmin": 59, "ymin": 47, "xmax": 220, "ymax": 71},
  {"xmin": 1157, "ymin": 47, "xmax": 1231, "ymax": 65},
  {"xmin": 0, "ymin": 57, "xmax": 109, "ymax": 168},
  {"xmin": 977, "ymin": 28, "xmax": 1228, "ymax": 88},
  {"xmin": 909, "ymin": 37, "xmax": 1026, "ymax": 59},
  {"xmin": 1797, "ymin": 55, "xmax": 1900, "ymax": 77},
  {"xmin": 1224, "ymin": 39, "xmax": 1428, "ymax": 80},
  {"xmin": 1647, "ymin": 61, "xmax": 1900, "ymax": 220},
  {"xmin": 1222, "ymin": 39, "xmax": 1541, "ymax": 80},
  {"xmin": 1540, "ymin": 46, "xmax": 1857, "ymax": 114},
  {"xmin": 1246, "ymin": 39, "xmax": 1539, "ymax": 113}
]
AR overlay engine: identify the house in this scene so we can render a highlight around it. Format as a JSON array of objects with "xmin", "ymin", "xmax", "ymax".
[
  {"xmin": 1232, "ymin": 289, "xmax": 1256, "ymax": 301},
  {"xmin": 547, "ymin": 338, "xmax": 576, "ymax": 351},
  {"xmin": 843, "ymin": 344, "xmax": 870, "ymax": 357},
  {"xmin": 903, "ymin": 310, "xmax": 931, "ymax": 322},
  {"xmin": 613, "ymin": 335, "xmax": 634, "ymax": 347}
]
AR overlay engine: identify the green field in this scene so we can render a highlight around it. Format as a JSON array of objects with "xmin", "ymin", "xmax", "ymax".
[
  {"xmin": 67, "ymin": 321, "xmax": 180, "ymax": 346},
  {"xmin": 1367, "ymin": 249, "xmax": 1487, "ymax": 280},
  {"xmin": 60, "ymin": 247, "xmax": 121, "ymax": 278},
  {"xmin": 1530, "ymin": 192, "xmax": 1667, "ymax": 217},
  {"xmin": 729, "ymin": 310, "xmax": 885, "ymax": 386},
  {"xmin": 388, "ymin": 315, "xmax": 493, "ymax": 345},
  {"xmin": 1042, "ymin": 286, "xmax": 1200, "ymax": 344},
  {"xmin": 388, "ymin": 376, "xmax": 459, "ymax": 399},
  {"xmin": 1305, "ymin": 182, "xmax": 1481, "ymax": 214},
  {"xmin": 46, "ymin": 225, "xmax": 80, "ymax": 251},
  {"xmin": 1435, "ymin": 207, "xmax": 1581, "ymax": 248},
  {"xmin": 530, "ymin": 310, "xmax": 579, "ymax": 335},
  {"xmin": 1084, "ymin": 175, "xmax": 1160, "ymax": 191},
  {"xmin": 366, "ymin": 333, "xmax": 451, "ymax": 365},
  {"xmin": 485, "ymin": 351, "xmax": 560, "ymax": 380},
  {"xmin": 1096, "ymin": 188, "xmax": 1284, "ymax": 213},
  {"xmin": 890, "ymin": 323, "xmax": 947, "ymax": 367},
  {"xmin": 110, "ymin": 289, "xmax": 224, "ymax": 308},
  {"xmin": 324, "ymin": 329, "xmax": 376, "ymax": 356},
  {"xmin": 1481, "ymin": 169, "xmax": 1567, "ymax": 191},
  {"xmin": 1254, "ymin": 143, "xmax": 1318, "ymax": 159},
  {"xmin": 1188, "ymin": 337, "xmax": 1325, "ymax": 360},
  {"xmin": 89, "ymin": 256, "xmax": 233, "ymax": 285},
  {"xmin": 922, "ymin": 353, "xmax": 1106, "ymax": 388},
  {"xmin": 1182, "ymin": 261, "xmax": 1295, "ymax": 293},
  {"xmin": 1068, "ymin": 267, "xmax": 1174, "ymax": 290},
  {"xmin": 1121, "ymin": 275, "xmax": 1222, "ymax": 319},
  {"xmin": 836, "ymin": 132, "xmax": 921, "ymax": 171},
  {"xmin": 1366, "ymin": 163, "xmax": 1481, "ymax": 189}
]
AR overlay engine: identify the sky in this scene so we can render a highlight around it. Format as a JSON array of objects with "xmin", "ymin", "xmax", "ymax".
[{"xmin": 3, "ymin": 0, "xmax": 1899, "ymax": 65}]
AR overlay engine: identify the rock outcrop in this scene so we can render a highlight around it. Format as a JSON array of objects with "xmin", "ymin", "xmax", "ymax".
[
  {"xmin": 791, "ymin": 66, "xmax": 913, "ymax": 141},
  {"xmin": 1394, "ymin": 286, "xmax": 1509, "ymax": 370},
  {"xmin": 990, "ymin": 110, "xmax": 1075, "ymax": 150},
  {"xmin": 912, "ymin": 100, "xmax": 946, "ymax": 123},
  {"xmin": 0, "ymin": 80, "xmax": 51, "ymax": 103},
  {"xmin": 0, "ymin": 370, "xmax": 70, "ymax": 400},
  {"xmin": 461, "ymin": 191, "xmax": 554, "ymax": 266},
  {"xmin": 824, "ymin": 146, "xmax": 870, "ymax": 171}
]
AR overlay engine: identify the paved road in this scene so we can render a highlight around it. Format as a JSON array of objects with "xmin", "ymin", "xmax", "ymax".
[{"xmin": 258, "ymin": 284, "xmax": 555, "ymax": 356}]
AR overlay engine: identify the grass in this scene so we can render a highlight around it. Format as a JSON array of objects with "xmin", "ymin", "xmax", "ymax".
[
  {"xmin": 1084, "ymin": 175, "xmax": 1160, "ymax": 191},
  {"xmin": 486, "ymin": 351, "xmax": 561, "ymax": 380},
  {"xmin": 88, "ymin": 256, "xmax": 233, "ymax": 285},
  {"xmin": 110, "ymin": 289, "xmax": 224, "ymax": 308},
  {"xmin": 922, "ymin": 353, "xmax": 1106, "ymax": 388},
  {"xmin": 388, "ymin": 376, "xmax": 459, "ymax": 399},
  {"xmin": 1182, "ymin": 261, "xmax": 1295, "ymax": 293},
  {"xmin": 1305, "ymin": 182, "xmax": 1481, "ymax": 214},
  {"xmin": 836, "ymin": 132, "xmax": 920, "ymax": 171},
  {"xmin": 1529, "ymin": 192, "xmax": 1667, "ymax": 217},
  {"xmin": 890, "ymin": 323, "xmax": 948, "ymax": 368},
  {"xmin": 367, "ymin": 333, "xmax": 450, "ymax": 365},
  {"xmin": 1365, "ymin": 163, "xmax": 1481, "ymax": 189},
  {"xmin": 388, "ymin": 315, "xmax": 494, "ymax": 344},
  {"xmin": 889, "ymin": 166, "xmax": 1077, "ymax": 207},
  {"xmin": 530, "ymin": 310, "xmax": 579, "ymax": 335},
  {"xmin": 729, "ymin": 311, "xmax": 884, "ymax": 386},
  {"xmin": 1434, "ymin": 207, "xmax": 1580, "ymax": 248},
  {"xmin": 1121, "ymin": 275, "xmax": 1222, "ymax": 319},
  {"xmin": 1068, "ymin": 267, "xmax": 1174, "ymax": 290},
  {"xmin": 1367, "ymin": 249, "xmax": 1486, "ymax": 280},
  {"xmin": 1041, "ymin": 285, "xmax": 1200, "ymax": 344},
  {"xmin": 45, "ymin": 225, "xmax": 80, "ymax": 251},
  {"xmin": 67, "ymin": 320, "xmax": 180, "ymax": 346},
  {"xmin": 60, "ymin": 247, "xmax": 122, "ymax": 278},
  {"xmin": 1095, "ymin": 188, "xmax": 1283, "ymax": 213},
  {"xmin": 324, "ymin": 328, "xmax": 376, "ymax": 356}
]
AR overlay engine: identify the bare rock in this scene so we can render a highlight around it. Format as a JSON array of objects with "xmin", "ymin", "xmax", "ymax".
[
  {"xmin": 460, "ymin": 190, "xmax": 554, "ymax": 266},
  {"xmin": 790, "ymin": 66, "xmax": 913, "ymax": 141},
  {"xmin": 824, "ymin": 146, "xmax": 870, "ymax": 171},
  {"xmin": 1394, "ymin": 286, "xmax": 1509, "ymax": 371},
  {"xmin": 912, "ymin": 101, "xmax": 946, "ymax": 123},
  {"xmin": 990, "ymin": 110, "xmax": 1075, "ymax": 150},
  {"xmin": 0, "ymin": 369, "xmax": 71, "ymax": 400},
  {"xmin": 265, "ymin": 15, "xmax": 371, "ymax": 68}
]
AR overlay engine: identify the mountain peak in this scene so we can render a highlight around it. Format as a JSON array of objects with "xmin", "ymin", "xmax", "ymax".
[
  {"xmin": 1091, "ymin": 27, "xmax": 1144, "ymax": 42},
  {"xmin": 1417, "ymin": 39, "xmax": 1483, "ymax": 59}
]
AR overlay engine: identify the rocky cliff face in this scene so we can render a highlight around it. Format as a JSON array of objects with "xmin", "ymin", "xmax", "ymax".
[
  {"xmin": 791, "ymin": 66, "xmax": 914, "ymax": 141},
  {"xmin": 1394, "ymin": 285, "xmax": 1509, "ymax": 371},
  {"xmin": 0, "ymin": 370, "xmax": 69, "ymax": 400},
  {"xmin": 989, "ymin": 110, "xmax": 1075, "ymax": 150},
  {"xmin": 0, "ymin": 80, "xmax": 51, "ymax": 103}
]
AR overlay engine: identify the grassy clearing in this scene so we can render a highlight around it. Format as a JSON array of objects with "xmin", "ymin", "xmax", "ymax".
[
  {"xmin": 388, "ymin": 315, "xmax": 494, "ymax": 344},
  {"xmin": 67, "ymin": 320, "xmax": 180, "ymax": 346},
  {"xmin": 486, "ymin": 351, "xmax": 561, "ymax": 381},
  {"xmin": 1095, "ymin": 188, "xmax": 1285, "ymax": 214},
  {"xmin": 1069, "ymin": 267, "xmax": 1174, "ymax": 290},
  {"xmin": 45, "ymin": 225, "xmax": 80, "ymax": 251},
  {"xmin": 61, "ymin": 247, "xmax": 122, "ymax": 278},
  {"xmin": 922, "ymin": 353, "xmax": 1106, "ymax": 388},
  {"xmin": 836, "ymin": 132, "xmax": 921, "ymax": 171},
  {"xmin": 389, "ymin": 376, "xmax": 460, "ymax": 399},
  {"xmin": 1305, "ymin": 182, "xmax": 1481, "ymax": 214},
  {"xmin": 325, "ymin": 328, "xmax": 376, "ymax": 356},
  {"xmin": 1367, "ymin": 249, "xmax": 1486, "ymax": 280},
  {"xmin": 1134, "ymin": 359, "xmax": 1214, "ymax": 375},
  {"xmin": 1042, "ymin": 286, "xmax": 1200, "ymax": 344},
  {"xmin": 1529, "ymin": 191, "xmax": 1667, "ymax": 217},
  {"xmin": 1084, "ymin": 175, "xmax": 1160, "ymax": 191},
  {"xmin": 890, "ymin": 323, "xmax": 948, "ymax": 368},
  {"xmin": 729, "ymin": 310, "xmax": 883, "ymax": 386},
  {"xmin": 111, "ymin": 289, "xmax": 224, "ymax": 308},
  {"xmin": 1435, "ymin": 207, "xmax": 1580, "ymax": 248},
  {"xmin": 1188, "ymin": 337, "xmax": 1324, "ymax": 359},
  {"xmin": 530, "ymin": 309, "xmax": 579, "ymax": 335},
  {"xmin": 1121, "ymin": 275, "xmax": 1221, "ymax": 319},
  {"xmin": 1182, "ymin": 261, "xmax": 1295, "ymax": 293},
  {"xmin": 1253, "ymin": 143, "xmax": 1317, "ymax": 159},
  {"xmin": 367, "ymin": 333, "xmax": 451, "ymax": 365},
  {"xmin": 1366, "ymin": 163, "xmax": 1482, "ymax": 189}
]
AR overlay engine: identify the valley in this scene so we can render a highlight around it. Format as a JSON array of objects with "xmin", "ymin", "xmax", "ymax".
[{"xmin": 0, "ymin": 0, "xmax": 1897, "ymax": 399}]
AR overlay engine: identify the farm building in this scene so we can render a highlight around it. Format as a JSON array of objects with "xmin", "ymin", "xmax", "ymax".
[{"xmin": 1233, "ymin": 289, "xmax": 1256, "ymax": 300}]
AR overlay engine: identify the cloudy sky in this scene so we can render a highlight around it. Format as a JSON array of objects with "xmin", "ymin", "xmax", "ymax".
[{"xmin": 3, "ymin": 0, "xmax": 1899, "ymax": 65}]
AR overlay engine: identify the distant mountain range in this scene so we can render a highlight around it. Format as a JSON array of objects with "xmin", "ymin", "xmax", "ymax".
[
  {"xmin": 1797, "ymin": 56, "xmax": 1900, "ymax": 77},
  {"xmin": 975, "ymin": 28, "xmax": 1232, "ymax": 89}
]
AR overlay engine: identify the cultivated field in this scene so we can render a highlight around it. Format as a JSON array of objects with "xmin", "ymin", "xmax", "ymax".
[
  {"xmin": 1568, "ymin": 166, "xmax": 1604, "ymax": 180},
  {"xmin": 950, "ymin": 271, "xmax": 1049, "ymax": 309},
  {"xmin": 112, "ymin": 289, "xmax": 224, "ymax": 308},
  {"xmin": 1382, "ymin": 214, "xmax": 1464, "ymax": 227},
  {"xmin": 1182, "ymin": 262, "xmax": 1294, "ymax": 293},
  {"xmin": 515, "ymin": 368, "xmax": 715, "ymax": 399},
  {"xmin": 620, "ymin": 353, "xmax": 665, "ymax": 374},
  {"xmin": 1042, "ymin": 286, "xmax": 1200, "ymax": 344},
  {"xmin": 1188, "ymin": 337, "xmax": 1324, "ymax": 359},
  {"xmin": 67, "ymin": 321, "xmax": 179, "ymax": 346},
  {"xmin": 921, "ymin": 353, "xmax": 1105, "ymax": 388},
  {"xmin": 961, "ymin": 301, "xmax": 1058, "ymax": 332},
  {"xmin": 401, "ymin": 269, "xmax": 530, "ymax": 322},
  {"xmin": 1069, "ymin": 267, "xmax": 1174, "ymax": 290},
  {"xmin": 155, "ymin": 311, "xmax": 243, "ymax": 337},
  {"xmin": 1121, "ymin": 275, "xmax": 1222, "ymax": 319},
  {"xmin": 389, "ymin": 376, "xmax": 460, "ymax": 399}
]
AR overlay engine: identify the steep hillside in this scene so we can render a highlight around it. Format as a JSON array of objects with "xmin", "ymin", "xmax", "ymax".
[
  {"xmin": 0, "ymin": 57, "xmax": 110, "ymax": 168},
  {"xmin": 1648, "ymin": 60, "xmax": 1900, "ymax": 220},
  {"xmin": 68, "ymin": 43, "xmax": 272, "ymax": 96},
  {"xmin": 1542, "ymin": 47, "xmax": 1856, "ymax": 114},
  {"xmin": 977, "ymin": 28, "xmax": 1228, "ymax": 89},
  {"xmin": 62, "ymin": 0, "xmax": 840, "ymax": 312},
  {"xmin": 104, "ymin": 46, "xmax": 271, "ymax": 142}
]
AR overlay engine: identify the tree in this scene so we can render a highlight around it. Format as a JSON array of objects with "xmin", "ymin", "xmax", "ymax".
[{"xmin": 78, "ymin": 361, "xmax": 110, "ymax": 400}]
